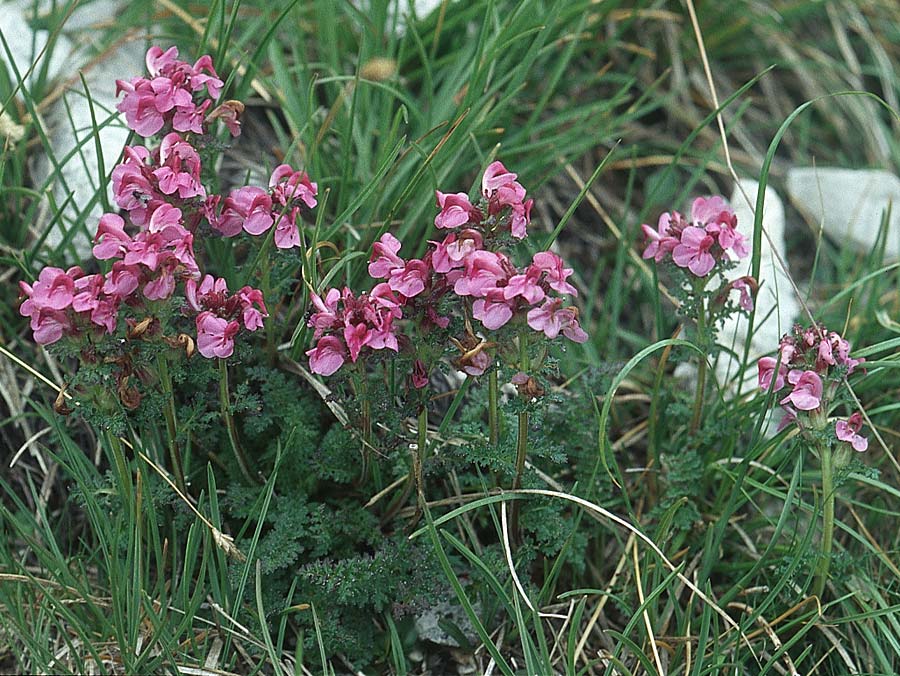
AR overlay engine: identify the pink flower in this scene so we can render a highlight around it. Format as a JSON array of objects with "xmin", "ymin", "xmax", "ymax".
[
  {"xmin": 185, "ymin": 274, "xmax": 226, "ymax": 312},
  {"xmin": 691, "ymin": 195, "xmax": 734, "ymax": 228},
  {"xmin": 103, "ymin": 262, "xmax": 141, "ymax": 298},
  {"xmin": 93, "ymin": 214, "xmax": 132, "ymax": 260},
  {"xmin": 835, "ymin": 412, "xmax": 868, "ymax": 452},
  {"xmin": 642, "ymin": 211, "xmax": 684, "ymax": 262},
  {"xmin": 269, "ymin": 165, "xmax": 317, "ymax": 209},
  {"xmin": 472, "ymin": 291, "xmax": 515, "ymax": 330},
  {"xmin": 214, "ymin": 186, "xmax": 274, "ymax": 237},
  {"xmin": 23, "ymin": 267, "xmax": 75, "ymax": 311},
  {"xmin": 368, "ymin": 233, "xmax": 405, "ymax": 278},
  {"xmin": 111, "ymin": 146, "xmax": 157, "ymax": 223},
  {"xmin": 507, "ymin": 198, "xmax": 533, "ymax": 240},
  {"xmin": 196, "ymin": 312, "xmax": 240, "ymax": 358},
  {"xmin": 308, "ymin": 288, "xmax": 342, "ymax": 337},
  {"xmin": 154, "ymin": 133, "xmax": 204, "ymax": 199},
  {"xmin": 236, "ymin": 287, "xmax": 268, "ymax": 331},
  {"xmin": 732, "ymin": 277, "xmax": 755, "ymax": 311},
  {"xmin": 90, "ymin": 297, "xmax": 119, "ymax": 334},
  {"xmin": 526, "ymin": 298, "xmax": 588, "ymax": 342},
  {"xmin": 273, "ymin": 208, "xmax": 302, "ymax": 249},
  {"xmin": 145, "ymin": 46, "xmax": 180, "ymax": 76},
  {"xmin": 691, "ymin": 196, "xmax": 748, "ymax": 259},
  {"xmin": 172, "ymin": 99, "xmax": 210, "ymax": 134},
  {"xmin": 431, "ymin": 230, "xmax": 483, "ymax": 274},
  {"xmin": 503, "ymin": 265, "xmax": 545, "ymax": 305},
  {"xmin": 532, "ymin": 251, "xmax": 577, "ymax": 296},
  {"xmin": 453, "ymin": 250, "xmax": 509, "ymax": 297},
  {"xmin": 780, "ymin": 370, "xmax": 822, "ymax": 411},
  {"xmin": 757, "ymin": 356, "xmax": 787, "ymax": 391},
  {"xmin": 388, "ymin": 259, "xmax": 430, "ymax": 298},
  {"xmin": 116, "ymin": 78, "xmax": 166, "ymax": 136},
  {"xmin": 482, "ymin": 161, "xmax": 518, "ymax": 196},
  {"xmin": 672, "ymin": 226, "xmax": 716, "ymax": 276},
  {"xmin": 307, "ymin": 336, "xmax": 346, "ymax": 376},
  {"xmin": 343, "ymin": 322, "xmax": 370, "ymax": 363},
  {"xmin": 434, "ymin": 191, "xmax": 480, "ymax": 229},
  {"xmin": 143, "ymin": 266, "xmax": 177, "ymax": 300},
  {"xmin": 123, "ymin": 233, "xmax": 164, "ymax": 270},
  {"xmin": 481, "ymin": 161, "xmax": 532, "ymax": 239},
  {"xmin": 72, "ymin": 274, "xmax": 104, "ymax": 313},
  {"xmin": 28, "ymin": 308, "xmax": 71, "ymax": 345},
  {"xmin": 147, "ymin": 203, "xmax": 183, "ymax": 233}
]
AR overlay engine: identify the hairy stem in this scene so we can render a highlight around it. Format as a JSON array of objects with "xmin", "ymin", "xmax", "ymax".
[
  {"xmin": 690, "ymin": 296, "xmax": 708, "ymax": 434},
  {"xmin": 510, "ymin": 331, "xmax": 530, "ymax": 537},
  {"xmin": 488, "ymin": 369, "xmax": 499, "ymax": 446},
  {"xmin": 157, "ymin": 354, "xmax": 185, "ymax": 492},
  {"xmin": 814, "ymin": 443, "xmax": 835, "ymax": 599},
  {"xmin": 218, "ymin": 358, "xmax": 259, "ymax": 484},
  {"xmin": 259, "ymin": 242, "xmax": 277, "ymax": 366},
  {"xmin": 106, "ymin": 431, "xmax": 133, "ymax": 511},
  {"xmin": 356, "ymin": 365, "xmax": 372, "ymax": 485}
]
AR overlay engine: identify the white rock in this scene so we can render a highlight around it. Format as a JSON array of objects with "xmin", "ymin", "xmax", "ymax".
[
  {"xmin": 713, "ymin": 179, "xmax": 800, "ymax": 394},
  {"xmin": 2, "ymin": 0, "xmax": 143, "ymax": 259},
  {"xmin": 0, "ymin": 3, "xmax": 72, "ymax": 89},
  {"xmin": 31, "ymin": 41, "xmax": 143, "ymax": 258},
  {"xmin": 786, "ymin": 167, "xmax": 900, "ymax": 259}
]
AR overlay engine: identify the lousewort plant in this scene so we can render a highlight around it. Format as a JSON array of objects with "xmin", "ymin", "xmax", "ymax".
[
  {"xmin": 307, "ymin": 161, "xmax": 587, "ymax": 529},
  {"xmin": 758, "ymin": 323, "xmax": 867, "ymax": 598},
  {"xmin": 641, "ymin": 196, "xmax": 758, "ymax": 431},
  {"xmin": 18, "ymin": 45, "xmax": 317, "ymax": 488}
]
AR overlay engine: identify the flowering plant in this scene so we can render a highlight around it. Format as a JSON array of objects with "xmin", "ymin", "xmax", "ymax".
[
  {"xmin": 757, "ymin": 323, "xmax": 867, "ymax": 598},
  {"xmin": 17, "ymin": 46, "xmax": 318, "ymax": 488},
  {"xmin": 306, "ymin": 161, "xmax": 587, "ymax": 529},
  {"xmin": 306, "ymin": 160, "xmax": 585, "ymax": 380},
  {"xmin": 641, "ymin": 195, "xmax": 758, "ymax": 432}
]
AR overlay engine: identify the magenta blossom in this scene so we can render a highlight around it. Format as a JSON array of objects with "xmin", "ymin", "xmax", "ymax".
[
  {"xmin": 757, "ymin": 356, "xmax": 787, "ymax": 391},
  {"xmin": 641, "ymin": 211, "xmax": 682, "ymax": 262},
  {"xmin": 780, "ymin": 370, "xmax": 823, "ymax": 411},
  {"xmin": 270, "ymin": 164, "xmax": 317, "ymax": 209},
  {"xmin": 196, "ymin": 311, "xmax": 240, "ymax": 358},
  {"xmin": 526, "ymin": 298, "xmax": 588, "ymax": 343},
  {"xmin": 306, "ymin": 335, "xmax": 347, "ymax": 376},
  {"xmin": 835, "ymin": 412, "xmax": 868, "ymax": 452},
  {"xmin": 434, "ymin": 191, "xmax": 481, "ymax": 229},
  {"xmin": 672, "ymin": 226, "xmax": 716, "ymax": 277}
]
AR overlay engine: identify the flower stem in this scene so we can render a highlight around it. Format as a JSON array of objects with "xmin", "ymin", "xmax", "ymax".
[
  {"xmin": 106, "ymin": 431, "xmax": 133, "ymax": 511},
  {"xmin": 690, "ymin": 296, "xmax": 708, "ymax": 434},
  {"xmin": 218, "ymin": 358, "xmax": 259, "ymax": 484},
  {"xmin": 488, "ymin": 369, "xmax": 499, "ymax": 446},
  {"xmin": 356, "ymin": 365, "xmax": 373, "ymax": 486},
  {"xmin": 402, "ymin": 406, "xmax": 428, "ymax": 532},
  {"xmin": 157, "ymin": 354, "xmax": 186, "ymax": 492},
  {"xmin": 259, "ymin": 240, "xmax": 277, "ymax": 366},
  {"xmin": 510, "ymin": 331, "xmax": 530, "ymax": 537},
  {"xmin": 415, "ymin": 407, "xmax": 427, "ymax": 503},
  {"xmin": 814, "ymin": 443, "xmax": 835, "ymax": 599}
]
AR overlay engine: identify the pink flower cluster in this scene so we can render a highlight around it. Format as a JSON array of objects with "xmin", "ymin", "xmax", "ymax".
[
  {"xmin": 19, "ymin": 265, "xmax": 119, "ymax": 345},
  {"xmin": 306, "ymin": 161, "xmax": 587, "ymax": 377},
  {"xmin": 186, "ymin": 275, "xmax": 268, "ymax": 358},
  {"xmin": 757, "ymin": 324, "xmax": 867, "ymax": 451},
  {"xmin": 205, "ymin": 164, "xmax": 318, "ymax": 249},
  {"xmin": 642, "ymin": 196, "xmax": 749, "ymax": 276},
  {"xmin": 116, "ymin": 46, "xmax": 223, "ymax": 137},
  {"xmin": 434, "ymin": 161, "xmax": 534, "ymax": 239},
  {"xmin": 306, "ymin": 285, "xmax": 402, "ymax": 376},
  {"xmin": 20, "ymin": 47, "xmax": 273, "ymax": 362}
]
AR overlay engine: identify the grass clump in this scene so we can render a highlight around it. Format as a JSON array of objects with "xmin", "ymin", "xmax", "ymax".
[{"xmin": 1, "ymin": 0, "xmax": 899, "ymax": 674}]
